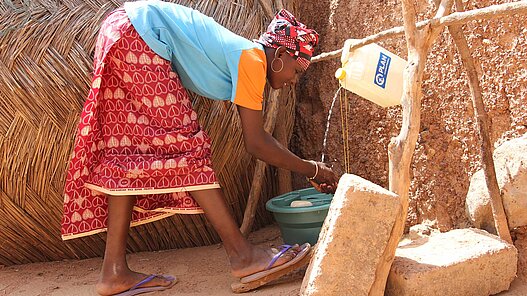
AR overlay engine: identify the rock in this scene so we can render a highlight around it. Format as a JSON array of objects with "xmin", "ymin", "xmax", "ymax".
[
  {"xmin": 386, "ymin": 228, "xmax": 517, "ymax": 296},
  {"xmin": 408, "ymin": 222, "xmax": 439, "ymax": 240},
  {"xmin": 466, "ymin": 170, "xmax": 495, "ymax": 232},
  {"xmin": 300, "ymin": 174, "xmax": 401, "ymax": 296},
  {"xmin": 466, "ymin": 135, "xmax": 527, "ymax": 230}
]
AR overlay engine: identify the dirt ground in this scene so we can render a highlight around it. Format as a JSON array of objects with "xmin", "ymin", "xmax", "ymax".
[
  {"xmin": 0, "ymin": 226, "xmax": 302, "ymax": 296},
  {"xmin": 0, "ymin": 224, "xmax": 525, "ymax": 296}
]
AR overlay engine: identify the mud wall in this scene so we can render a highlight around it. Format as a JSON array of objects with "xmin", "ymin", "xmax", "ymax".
[{"xmin": 293, "ymin": 0, "xmax": 527, "ymax": 230}]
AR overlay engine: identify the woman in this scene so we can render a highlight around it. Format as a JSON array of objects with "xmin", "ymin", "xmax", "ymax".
[{"xmin": 61, "ymin": 1, "xmax": 338, "ymax": 295}]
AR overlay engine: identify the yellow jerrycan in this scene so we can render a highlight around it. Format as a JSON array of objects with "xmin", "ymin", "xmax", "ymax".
[{"xmin": 335, "ymin": 39, "xmax": 407, "ymax": 108}]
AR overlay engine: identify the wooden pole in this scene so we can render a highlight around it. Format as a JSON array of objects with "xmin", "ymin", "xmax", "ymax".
[
  {"xmin": 240, "ymin": 89, "xmax": 280, "ymax": 236},
  {"xmin": 447, "ymin": 0, "xmax": 512, "ymax": 243},
  {"xmin": 311, "ymin": 1, "xmax": 527, "ymax": 63},
  {"xmin": 369, "ymin": 0, "xmax": 454, "ymax": 294},
  {"xmin": 274, "ymin": 88, "xmax": 295, "ymax": 195}
]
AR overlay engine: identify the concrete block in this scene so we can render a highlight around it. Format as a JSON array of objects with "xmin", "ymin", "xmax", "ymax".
[
  {"xmin": 301, "ymin": 174, "xmax": 401, "ymax": 296},
  {"xmin": 386, "ymin": 228, "xmax": 518, "ymax": 296}
]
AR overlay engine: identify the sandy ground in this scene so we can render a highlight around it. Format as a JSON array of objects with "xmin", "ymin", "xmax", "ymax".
[
  {"xmin": 0, "ymin": 226, "xmax": 301, "ymax": 296},
  {"xmin": 1, "ymin": 224, "xmax": 526, "ymax": 296}
]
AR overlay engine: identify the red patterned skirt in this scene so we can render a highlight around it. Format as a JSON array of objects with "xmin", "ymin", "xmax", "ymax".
[{"xmin": 61, "ymin": 9, "xmax": 219, "ymax": 240}]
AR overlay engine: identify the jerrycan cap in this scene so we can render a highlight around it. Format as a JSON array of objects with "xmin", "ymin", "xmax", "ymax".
[{"xmin": 335, "ymin": 68, "xmax": 346, "ymax": 80}]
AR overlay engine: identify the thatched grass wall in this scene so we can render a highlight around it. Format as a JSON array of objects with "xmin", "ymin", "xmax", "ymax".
[{"xmin": 0, "ymin": 0, "xmax": 295, "ymax": 266}]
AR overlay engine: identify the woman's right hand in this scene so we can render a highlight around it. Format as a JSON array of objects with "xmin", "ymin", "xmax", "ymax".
[{"xmin": 309, "ymin": 161, "xmax": 339, "ymax": 194}]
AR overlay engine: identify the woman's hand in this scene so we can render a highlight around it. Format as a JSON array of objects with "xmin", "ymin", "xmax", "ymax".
[{"xmin": 308, "ymin": 162, "xmax": 339, "ymax": 194}]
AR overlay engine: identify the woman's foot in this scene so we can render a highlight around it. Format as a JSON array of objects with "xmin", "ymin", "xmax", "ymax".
[
  {"xmin": 229, "ymin": 244, "xmax": 303, "ymax": 278},
  {"xmin": 96, "ymin": 270, "xmax": 175, "ymax": 296}
]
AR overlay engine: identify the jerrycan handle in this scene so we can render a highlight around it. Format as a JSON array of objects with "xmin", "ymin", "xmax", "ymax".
[{"xmin": 341, "ymin": 39, "xmax": 360, "ymax": 65}]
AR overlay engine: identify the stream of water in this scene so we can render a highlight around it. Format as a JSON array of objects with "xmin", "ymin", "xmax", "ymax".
[{"xmin": 321, "ymin": 86, "xmax": 342, "ymax": 163}]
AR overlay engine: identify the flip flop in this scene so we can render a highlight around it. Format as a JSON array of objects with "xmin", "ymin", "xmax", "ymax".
[
  {"xmin": 112, "ymin": 274, "xmax": 177, "ymax": 296},
  {"xmin": 231, "ymin": 243, "xmax": 313, "ymax": 293},
  {"xmin": 240, "ymin": 242, "xmax": 311, "ymax": 284}
]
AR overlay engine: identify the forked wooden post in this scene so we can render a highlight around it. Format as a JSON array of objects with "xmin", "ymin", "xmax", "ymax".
[{"xmin": 370, "ymin": 0, "xmax": 454, "ymax": 294}]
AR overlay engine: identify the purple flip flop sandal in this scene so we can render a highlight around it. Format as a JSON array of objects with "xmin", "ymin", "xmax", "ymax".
[
  {"xmin": 112, "ymin": 274, "xmax": 177, "ymax": 296},
  {"xmin": 240, "ymin": 243, "xmax": 311, "ymax": 284}
]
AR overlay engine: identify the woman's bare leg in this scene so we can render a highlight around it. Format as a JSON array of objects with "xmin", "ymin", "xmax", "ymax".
[
  {"xmin": 190, "ymin": 189, "xmax": 299, "ymax": 278},
  {"xmin": 95, "ymin": 195, "xmax": 173, "ymax": 295}
]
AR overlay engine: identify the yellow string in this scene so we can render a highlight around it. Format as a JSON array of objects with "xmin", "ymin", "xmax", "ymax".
[
  {"xmin": 338, "ymin": 79, "xmax": 351, "ymax": 174},
  {"xmin": 338, "ymin": 85, "xmax": 345, "ymax": 172},
  {"xmin": 339, "ymin": 86, "xmax": 349, "ymax": 174},
  {"xmin": 344, "ymin": 88, "xmax": 350, "ymax": 173}
]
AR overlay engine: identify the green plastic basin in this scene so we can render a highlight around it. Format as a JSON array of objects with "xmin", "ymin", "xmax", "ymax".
[{"xmin": 266, "ymin": 188, "xmax": 333, "ymax": 245}]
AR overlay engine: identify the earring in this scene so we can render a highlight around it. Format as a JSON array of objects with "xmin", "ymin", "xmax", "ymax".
[
  {"xmin": 271, "ymin": 46, "xmax": 285, "ymax": 73},
  {"xmin": 271, "ymin": 58, "xmax": 284, "ymax": 72}
]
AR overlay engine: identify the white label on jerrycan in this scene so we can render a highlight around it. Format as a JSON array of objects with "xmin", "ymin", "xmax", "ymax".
[{"xmin": 335, "ymin": 39, "xmax": 407, "ymax": 108}]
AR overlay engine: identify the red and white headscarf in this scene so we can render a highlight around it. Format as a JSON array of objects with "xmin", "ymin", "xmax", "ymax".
[{"xmin": 256, "ymin": 9, "xmax": 319, "ymax": 71}]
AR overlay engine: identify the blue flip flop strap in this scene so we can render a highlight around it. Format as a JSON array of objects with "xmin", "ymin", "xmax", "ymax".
[
  {"xmin": 265, "ymin": 244, "xmax": 293, "ymax": 270},
  {"xmin": 129, "ymin": 274, "xmax": 157, "ymax": 291}
]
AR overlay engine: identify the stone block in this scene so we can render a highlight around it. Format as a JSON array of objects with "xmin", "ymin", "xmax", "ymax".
[
  {"xmin": 386, "ymin": 228, "xmax": 517, "ymax": 296},
  {"xmin": 466, "ymin": 135, "xmax": 527, "ymax": 230},
  {"xmin": 300, "ymin": 174, "xmax": 401, "ymax": 296}
]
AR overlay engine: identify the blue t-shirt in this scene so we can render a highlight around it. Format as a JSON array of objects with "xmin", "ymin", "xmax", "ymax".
[{"xmin": 124, "ymin": 0, "xmax": 267, "ymax": 110}]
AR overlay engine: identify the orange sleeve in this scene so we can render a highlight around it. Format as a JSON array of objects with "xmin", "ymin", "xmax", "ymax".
[{"xmin": 233, "ymin": 48, "xmax": 267, "ymax": 110}]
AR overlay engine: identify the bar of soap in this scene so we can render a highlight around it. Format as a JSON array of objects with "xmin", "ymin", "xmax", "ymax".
[{"xmin": 290, "ymin": 200, "xmax": 313, "ymax": 207}]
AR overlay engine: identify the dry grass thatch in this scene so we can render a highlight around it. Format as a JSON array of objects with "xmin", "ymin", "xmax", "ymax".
[{"xmin": 0, "ymin": 0, "xmax": 295, "ymax": 266}]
